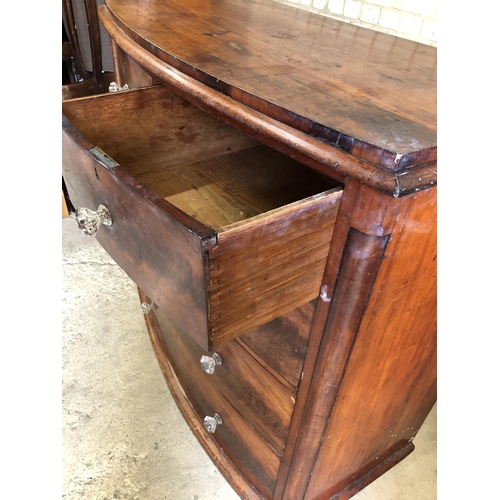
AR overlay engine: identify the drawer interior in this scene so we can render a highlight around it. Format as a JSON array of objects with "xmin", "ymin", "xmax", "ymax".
[{"xmin": 62, "ymin": 85, "xmax": 342, "ymax": 229}]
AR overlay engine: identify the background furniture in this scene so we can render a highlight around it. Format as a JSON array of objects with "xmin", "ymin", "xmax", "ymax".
[
  {"xmin": 62, "ymin": 0, "xmax": 115, "ymax": 99},
  {"xmin": 62, "ymin": 0, "xmax": 116, "ymax": 217}
]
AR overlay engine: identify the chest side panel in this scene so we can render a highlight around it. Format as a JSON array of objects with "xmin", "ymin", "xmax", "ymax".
[{"xmin": 305, "ymin": 188, "xmax": 437, "ymax": 499}]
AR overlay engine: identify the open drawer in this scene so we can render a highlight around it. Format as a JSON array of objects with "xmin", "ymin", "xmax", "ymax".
[{"xmin": 62, "ymin": 85, "xmax": 343, "ymax": 350}]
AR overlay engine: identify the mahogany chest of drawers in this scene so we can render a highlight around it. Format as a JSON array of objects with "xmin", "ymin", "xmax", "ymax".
[{"xmin": 62, "ymin": 1, "xmax": 437, "ymax": 498}]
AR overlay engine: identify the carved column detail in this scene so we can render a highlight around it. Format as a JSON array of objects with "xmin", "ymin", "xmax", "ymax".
[{"xmin": 281, "ymin": 226, "xmax": 390, "ymax": 500}]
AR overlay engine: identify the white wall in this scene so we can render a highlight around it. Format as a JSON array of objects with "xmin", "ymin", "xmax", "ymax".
[{"xmin": 274, "ymin": 0, "xmax": 437, "ymax": 46}]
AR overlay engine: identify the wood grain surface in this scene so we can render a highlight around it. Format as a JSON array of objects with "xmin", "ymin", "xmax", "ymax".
[
  {"xmin": 139, "ymin": 288, "xmax": 267, "ymax": 500},
  {"xmin": 63, "ymin": 86, "xmax": 340, "ymax": 350},
  {"xmin": 62, "ymin": 116, "xmax": 215, "ymax": 348},
  {"xmin": 66, "ymin": 5, "xmax": 438, "ymax": 496},
  {"xmin": 62, "ymin": 84, "xmax": 258, "ymax": 179},
  {"xmin": 156, "ymin": 306, "xmax": 295, "ymax": 456},
  {"xmin": 304, "ymin": 187, "xmax": 437, "ymax": 500},
  {"xmin": 282, "ymin": 226, "xmax": 390, "ymax": 500},
  {"xmin": 103, "ymin": 0, "xmax": 436, "ymax": 170},
  {"xmin": 98, "ymin": 6, "xmax": 436, "ymax": 197},
  {"xmin": 239, "ymin": 301, "xmax": 314, "ymax": 390},
  {"xmin": 154, "ymin": 304, "xmax": 281, "ymax": 499},
  {"xmin": 137, "ymin": 145, "xmax": 339, "ymax": 229},
  {"xmin": 208, "ymin": 188, "xmax": 343, "ymax": 348}
]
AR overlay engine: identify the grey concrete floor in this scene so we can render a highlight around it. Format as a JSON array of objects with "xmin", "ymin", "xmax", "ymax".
[{"xmin": 62, "ymin": 216, "xmax": 436, "ymax": 500}]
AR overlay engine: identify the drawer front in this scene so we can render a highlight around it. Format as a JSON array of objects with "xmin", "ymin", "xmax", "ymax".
[
  {"xmin": 63, "ymin": 85, "xmax": 343, "ymax": 351},
  {"xmin": 154, "ymin": 305, "xmax": 281, "ymax": 499},
  {"xmin": 155, "ymin": 305, "xmax": 294, "ymax": 456},
  {"xmin": 62, "ymin": 123, "xmax": 211, "ymax": 341},
  {"xmin": 239, "ymin": 300, "xmax": 315, "ymax": 390}
]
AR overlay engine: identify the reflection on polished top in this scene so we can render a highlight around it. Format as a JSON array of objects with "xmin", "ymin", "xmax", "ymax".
[{"xmin": 105, "ymin": 0, "xmax": 436, "ymax": 170}]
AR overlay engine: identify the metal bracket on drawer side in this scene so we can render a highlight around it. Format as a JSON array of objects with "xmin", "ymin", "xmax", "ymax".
[{"xmin": 89, "ymin": 147, "xmax": 119, "ymax": 170}]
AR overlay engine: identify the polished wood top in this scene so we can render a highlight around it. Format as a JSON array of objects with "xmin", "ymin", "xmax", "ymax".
[{"xmin": 105, "ymin": 0, "xmax": 436, "ymax": 170}]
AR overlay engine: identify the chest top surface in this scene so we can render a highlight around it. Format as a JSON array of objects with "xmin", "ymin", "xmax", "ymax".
[{"xmin": 105, "ymin": 0, "xmax": 436, "ymax": 172}]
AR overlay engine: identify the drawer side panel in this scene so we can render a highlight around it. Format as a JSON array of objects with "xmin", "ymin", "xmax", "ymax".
[
  {"xmin": 208, "ymin": 189, "xmax": 343, "ymax": 348},
  {"xmin": 62, "ymin": 127, "xmax": 210, "ymax": 344},
  {"xmin": 61, "ymin": 85, "xmax": 259, "ymax": 179}
]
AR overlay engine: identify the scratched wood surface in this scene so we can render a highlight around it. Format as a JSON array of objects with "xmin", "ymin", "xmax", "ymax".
[
  {"xmin": 65, "ymin": 5, "xmax": 438, "ymax": 496},
  {"xmin": 62, "ymin": 85, "xmax": 259, "ymax": 179},
  {"xmin": 62, "ymin": 119, "xmax": 213, "ymax": 348},
  {"xmin": 208, "ymin": 188, "xmax": 343, "ymax": 349},
  {"xmin": 63, "ymin": 85, "xmax": 340, "ymax": 229},
  {"xmin": 140, "ymin": 289, "xmax": 267, "ymax": 500},
  {"xmin": 104, "ymin": 0, "xmax": 436, "ymax": 171},
  {"xmin": 137, "ymin": 145, "xmax": 339, "ymax": 229},
  {"xmin": 304, "ymin": 187, "xmax": 437, "ymax": 500},
  {"xmin": 238, "ymin": 300, "xmax": 315, "ymax": 390},
  {"xmin": 154, "ymin": 304, "xmax": 281, "ymax": 499},
  {"xmin": 155, "ymin": 305, "xmax": 295, "ymax": 456},
  {"xmin": 63, "ymin": 85, "xmax": 341, "ymax": 350}
]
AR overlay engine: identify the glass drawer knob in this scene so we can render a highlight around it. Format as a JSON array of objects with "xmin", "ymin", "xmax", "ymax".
[
  {"xmin": 200, "ymin": 353, "xmax": 222, "ymax": 374},
  {"xmin": 203, "ymin": 413, "xmax": 223, "ymax": 433},
  {"xmin": 109, "ymin": 81, "xmax": 129, "ymax": 92},
  {"xmin": 75, "ymin": 204, "xmax": 112, "ymax": 236},
  {"xmin": 141, "ymin": 301, "xmax": 157, "ymax": 314}
]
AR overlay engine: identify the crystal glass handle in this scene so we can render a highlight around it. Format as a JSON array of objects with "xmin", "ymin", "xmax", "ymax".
[
  {"xmin": 203, "ymin": 413, "xmax": 223, "ymax": 433},
  {"xmin": 109, "ymin": 81, "xmax": 129, "ymax": 92},
  {"xmin": 200, "ymin": 353, "xmax": 222, "ymax": 374},
  {"xmin": 75, "ymin": 204, "xmax": 112, "ymax": 236},
  {"xmin": 141, "ymin": 301, "xmax": 157, "ymax": 314}
]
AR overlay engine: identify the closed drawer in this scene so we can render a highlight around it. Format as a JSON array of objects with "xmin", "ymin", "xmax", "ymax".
[
  {"xmin": 153, "ymin": 303, "xmax": 281, "ymax": 500},
  {"xmin": 238, "ymin": 300, "xmax": 315, "ymax": 390},
  {"xmin": 62, "ymin": 84, "xmax": 343, "ymax": 351},
  {"xmin": 154, "ymin": 303, "xmax": 294, "ymax": 456}
]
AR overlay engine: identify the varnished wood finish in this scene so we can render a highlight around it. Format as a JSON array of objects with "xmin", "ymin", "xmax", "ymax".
[
  {"xmin": 208, "ymin": 189, "xmax": 342, "ymax": 348},
  {"xmin": 110, "ymin": 38, "xmax": 158, "ymax": 89},
  {"xmin": 273, "ymin": 179, "xmax": 362, "ymax": 500},
  {"xmin": 62, "ymin": 116, "xmax": 214, "ymax": 346},
  {"xmin": 98, "ymin": 6, "xmax": 436, "ymax": 197},
  {"xmin": 63, "ymin": 84, "xmax": 340, "ymax": 230},
  {"xmin": 275, "ymin": 180, "xmax": 403, "ymax": 500},
  {"xmin": 102, "ymin": 0, "xmax": 436, "ymax": 171},
  {"xmin": 64, "ymin": 3, "xmax": 437, "ymax": 499},
  {"xmin": 139, "ymin": 288, "xmax": 266, "ymax": 500},
  {"xmin": 329, "ymin": 443, "xmax": 415, "ymax": 500},
  {"xmin": 155, "ymin": 305, "xmax": 295, "ymax": 456},
  {"xmin": 283, "ymin": 226, "xmax": 390, "ymax": 500},
  {"xmin": 154, "ymin": 304, "xmax": 280, "ymax": 499},
  {"xmin": 304, "ymin": 187, "xmax": 436, "ymax": 500},
  {"xmin": 238, "ymin": 301, "xmax": 314, "ymax": 390},
  {"xmin": 62, "ymin": 85, "xmax": 340, "ymax": 350}
]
